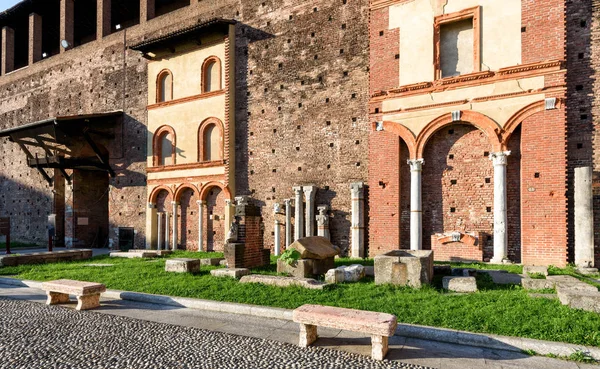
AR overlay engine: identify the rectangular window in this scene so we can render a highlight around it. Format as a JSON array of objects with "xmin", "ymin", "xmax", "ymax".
[{"xmin": 434, "ymin": 6, "xmax": 481, "ymax": 79}]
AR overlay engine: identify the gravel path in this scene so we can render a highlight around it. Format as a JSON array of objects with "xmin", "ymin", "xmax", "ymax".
[{"xmin": 0, "ymin": 298, "xmax": 427, "ymax": 369}]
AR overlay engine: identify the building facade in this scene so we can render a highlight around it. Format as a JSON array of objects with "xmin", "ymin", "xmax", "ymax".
[{"xmin": 0, "ymin": 0, "xmax": 597, "ymax": 267}]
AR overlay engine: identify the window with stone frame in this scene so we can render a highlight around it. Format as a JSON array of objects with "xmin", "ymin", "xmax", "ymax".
[
  {"xmin": 198, "ymin": 118, "xmax": 224, "ymax": 162},
  {"xmin": 202, "ymin": 57, "xmax": 221, "ymax": 93},
  {"xmin": 434, "ymin": 7, "xmax": 481, "ymax": 79},
  {"xmin": 156, "ymin": 69, "xmax": 173, "ymax": 103}
]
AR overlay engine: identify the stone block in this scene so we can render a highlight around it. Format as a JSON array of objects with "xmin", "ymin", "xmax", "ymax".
[
  {"xmin": 277, "ymin": 258, "xmax": 314, "ymax": 278},
  {"xmin": 288, "ymin": 236, "xmax": 340, "ymax": 260},
  {"xmin": 165, "ymin": 258, "xmax": 200, "ymax": 273},
  {"xmin": 239, "ymin": 275, "xmax": 327, "ymax": 289},
  {"xmin": 521, "ymin": 278, "xmax": 555, "ymax": 290},
  {"xmin": 374, "ymin": 250, "xmax": 433, "ymax": 288},
  {"xmin": 110, "ymin": 251, "xmax": 156, "ymax": 258},
  {"xmin": 325, "ymin": 268, "xmax": 345, "ymax": 284},
  {"xmin": 210, "ymin": 268, "xmax": 250, "ymax": 279},
  {"xmin": 219, "ymin": 259, "xmax": 227, "ymax": 266},
  {"xmin": 523, "ymin": 265, "xmax": 549, "ymax": 276},
  {"xmin": 442, "ymin": 276, "xmax": 478, "ymax": 293},
  {"xmin": 200, "ymin": 257, "xmax": 225, "ymax": 266},
  {"xmin": 325, "ymin": 264, "xmax": 365, "ymax": 283},
  {"xmin": 557, "ymin": 289, "xmax": 600, "ymax": 313}
]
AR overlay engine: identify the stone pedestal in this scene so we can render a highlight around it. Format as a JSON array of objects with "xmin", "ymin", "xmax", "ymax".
[
  {"xmin": 316, "ymin": 205, "xmax": 330, "ymax": 240},
  {"xmin": 165, "ymin": 258, "xmax": 200, "ymax": 273},
  {"xmin": 442, "ymin": 276, "xmax": 478, "ymax": 293},
  {"xmin": 374, "ymin": 250, "xmax": 434, "ymax": 288},
  {"xmin": 224, "ymin": 198, "xmax": 270, "ymax": 269}
]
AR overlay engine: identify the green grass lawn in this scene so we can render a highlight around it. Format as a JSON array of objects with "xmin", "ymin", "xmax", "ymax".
[{"xmin": 1, "ymin": 251, "xmax": 600, "ymax": 347}]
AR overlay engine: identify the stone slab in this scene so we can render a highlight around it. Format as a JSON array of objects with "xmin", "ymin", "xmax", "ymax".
[
  {"xmin": 210, "ymin": 268, "xmax": 250, "ymax": 279},
  {"xmin": 521, "ymin": 278, "xmax": 555, "ymax": 290},
  {"xmin": 442, "ymin": 276, "xmax": 477, "ymax": 293},
  {"xmin": 523, "ymin": 265, "xmax": 549, "ymax": 276},
  {"xmin": 288, "ymin": 236, "xmax": 340, "ymax": 259},
  {"xmin": 200, "ymin": 258, "xmax": 225, "ymax": 266},
  {"xmin": 293, "ymin": 304, "xmax": 397, "ymax": 337},
  {"xmin": 557, "ymin": 289, "xmax": 600, "ymax": 313},
  {"xmin": 84, "ymin": 264, "xmax": 115, "ymax": 267},
  {"xmin": 41, "ymin": 279, "xmax": 106, "ymax": 296},
  {"xmin": 128, "ymin": 250, "xmax": 172, "ymax": 256},
  {"xmin": 239, "ymin": 275, "xmax": 327, "ymax": 290},
  {"xmin": 165, "ymin": 258, "xmax": 200, "ymax": 273},
  {"xmin": 110, "ymin": 252, "xmax": 157, "ymax": 258}
]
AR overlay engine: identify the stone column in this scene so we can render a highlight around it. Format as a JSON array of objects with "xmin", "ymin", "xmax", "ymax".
[
  {"xmin": 575, "ymin": 167, "xmax": 596, "ymax": 271},
  {"xmin": 224, "ymin": 199, "xmax": 235, "ymax": 237},
  {"xmin": 274, "ymin": 220, "xmax": 282, "ymax": 256},
  {"xmin": 97, "ymin": 0, "xmax": 111, "ymax": 38},
  {"xmin": 157, "ymin": 212, "xmax": 163, "ymax": 250},
  {"xmin": 29, "ymin": 13, "xmax": 42, "ymax": 65},
  {"xmin": 408, "ymin": 159, "xmax": 424, "ymax": 251},
  {"xmin": 1, "ymin": 26, "xmax": 14, "ymax": 75},
  {"xmin": 293, "ymin": 186, "xmax": 304, "ymax": 241},
  {"xmin": 164, "ymin": 212, "xmax": 169, "ymax": 250},
  {"xmin": 60, "ymin": 0, "xmax": 74, "ymax": 53},
  {"xmin": 316, "ymin": 205, "xmax": 330, "ymax": 240},
  {"xmin": 490, "ymin": 152, "xmax": 510, "ymax": 263},
  {"xmin": 140, "ymin": 0, "xmax": 155, "ymax": 23},
  {"xmin": 197, "ymin": 200, "xmax": 205, "ymax": 252},
  {"xmin": 284, "ymin": 199, "xmax": 292, "ymax": 246},
  {"xmin": 303, "ymin": 185, "xmax": 317, "ymax": 237},
  {"xmin": 146, "ymin": 203, "xmax": 157, "ymax": 249},
  {"xmin": 351, "ymin": 182, "xmax": 365, "ymax": 257},
  {"xmin": 171, "ymin": 201, "xmax": 178, "ymax": 251}
]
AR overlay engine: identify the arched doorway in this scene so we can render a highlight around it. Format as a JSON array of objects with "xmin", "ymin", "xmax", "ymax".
[
  {"xmin": 155, "ymin": 189, "xmax": 172, "ymax": 250},
  {"xmin": 178, "ymin": 187, "xmax": 199, "ymax": 251}
]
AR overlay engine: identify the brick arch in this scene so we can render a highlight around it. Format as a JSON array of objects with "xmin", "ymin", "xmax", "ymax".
[
  {"xmin": 197, "ymin": 117, "xmax": 225, "ymax": 162},
  {"xmin": 156, "ymin": 68, "xmax": 173, "ymax": 103},
  {"xmin": 416, "ymin": 111, "xmax": 502, "ymax": 159},
  {"xmin": 201, "ymin": 56, "xmax": 222, "ymax": 93},
  {"xmin": 153, "ymin": 125, "xmax": 176, "ymax": 166},
  {"xmin": 501, "ymin": 99, "xmax": 561, "ymax": 150},
  {"xmin": 380, "ymin": 121, "xmax": 418, "ymax": 159},
  {"xmin": 199, "ymin": 181, "xmax": 232, "ymax": 201},
  {"xmin": 148, "ymin": 185, "xmax": 174, "ymax": 203},
  {"xmin": 174, "ymin": 183, "xmax": 201, "ymax": 202}
]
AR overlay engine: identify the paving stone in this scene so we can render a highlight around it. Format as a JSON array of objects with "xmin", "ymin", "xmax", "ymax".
[
  {"xmin": 557, "ymin": 289, "xmax": 600, "ymax": 313},
  {"xmin": 521, "ymin": 278, "xmax": 555, "ymax": 290},
  {"xmin": 165, "ymin": 258, "xmax": 200, "ymax": 273},
  {"xmin": 442, "ymin": 276, "xmax": 478, "ymax": 293},
  {"xmin": 523, "ymin": 265, "xmax": 549, "ymax": 276},
  {"xmin": 240, "ymin": 275, "xmax": 328, "ymax": 290},
  {"xmin": 110, "ymin": 252, "xmax": 157, "ymax": 258},
  {"xmin": 210, "ymin": 268, "xmax": 250, "ymax": 279}
]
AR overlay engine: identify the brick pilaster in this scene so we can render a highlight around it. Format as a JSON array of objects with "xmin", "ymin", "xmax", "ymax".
[
  {"xmin": 1, "ymin": 26, "xmax": 14, "ymax": 75},
  {"xmin": 29, "ymin": 13, "xmax": 42, "ymax": 65},
  {"xmin": 60, "ymin": 0, "xmax": 74, "ymax": 53}
]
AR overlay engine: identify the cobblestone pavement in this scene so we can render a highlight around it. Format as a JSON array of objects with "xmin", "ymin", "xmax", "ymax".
[{"xmin": 0, "ymin": 298, "xmax": 427, "ymax": 369}]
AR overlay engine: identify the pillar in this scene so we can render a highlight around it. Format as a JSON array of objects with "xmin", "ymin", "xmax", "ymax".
[
  {"xmin": 575, "ymin": 167, "xmax": 596, "ymax": 271},
  {"xmin": 1, "ymin": 26, "xmax": 14, "ymax": 75},
  {"xmin": 408, "ymin": 159, "xmax": 424, "ymax": 251},
  {"xmin": 97, "ymin": 0, "xmax": 111, "ymax": 38},
  {"xmin": 60, "ymin": 0, "xmax": 74, "ymax": 53},
  {"xmin": 146, "ymin": 203, "xmax": 157, "ymax": 249},
  {"xmin": 171, "ymin": 201, "xmax": 178, "ymax": 250},
  {"xmin": 316, "ymin": 205, "xmax": 330, "ymax": 240},
  {"xmin": 29, "ymin": 13, "xmax": 42, "ymax": 65},
  {"xmin": 490, "ymin": 152, "xmax": 510, "ymax": 263},
  {"xmin": 157, "ymin": 212, "xmax": 163, "ymax": 250},
  {"xmin": 274, "ymin": 220, "xmax": 282, "ymax": 256},
  {"xmin": 293, "ymin": 186, "xmax": 304, "ymax": 240},
  {"xmin": 164, "ymin": 212, "xmax": 169, "ymax": 250},
  {"xmin": 303, "ymin": 185, "xmax": 317, "ymax": 237},
  {"xmin": 350, "ymin": 182, "xmax": 365, "ymax": 257},
  {"xmin": 140, "ymin": 0, "xmax": 155, "ymax": 23},
  {"xmin": 284, "ymin": 199, "xmax": 292, "ymax": 246},
  {"xmin": 224, "ymin": 199, "xmax": 235, "ymax": 238},
  {"xmin": 197, "ymin": 200, "xmax": 205, "ymax": 252}
]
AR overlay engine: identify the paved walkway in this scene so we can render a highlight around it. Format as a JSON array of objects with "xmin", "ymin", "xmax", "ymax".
[{"xmin": 1, "ymin": 283, "xmax": 598, "ymax": 368}]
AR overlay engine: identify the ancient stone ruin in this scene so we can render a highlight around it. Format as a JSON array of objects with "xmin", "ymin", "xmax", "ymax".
[
  {"xmin": 374, "ymin": 250, "xmax": 434, "ymax": 288},
  {"xmin": 277, "ymin": 236, "xmax": 340, "ymax": 278}
]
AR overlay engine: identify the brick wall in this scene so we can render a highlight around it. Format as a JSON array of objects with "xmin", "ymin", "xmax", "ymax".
[
  {"xmin": 179, "ymin": 188, "xmax": 199, "ymax": 251},
  {"xmin": 592, "ymin": 0, "xmax": 600, "ymax": 266},
  {"xmin": 369, "ymin": 6, "xmax": 399, "ymax": 95}
]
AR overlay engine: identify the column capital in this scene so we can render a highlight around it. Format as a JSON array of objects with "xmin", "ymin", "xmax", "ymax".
[
  {"xmin": 407, "ymin": 158, "xmax": 425, "ymax": 171},
  {"xmin": 490, "ymin": 151, "xmax": 511, "ymax": 166},
  {"xmin": 196, "ymin": 200, "xmax": 205, "ymax": 205},
  {"xmin": 224, "ymin": 199, "xmax": 232, "ymax": 206},
  {"xmin": 350, "ymin": 182, "xmax": 365, "ymax": 196},
  {"xmin": 148, "ymin": 203, "xmax": 155, "ymax": 209},
  {"xmin": 234, "ymin": 195, "xmax": 250, "ymax": 206},
  {"xmin": 317, "ymin": 204, "xmax": 328, "ymax": 215},
  {"xmin": 303, "ymin": 185, "xmax": 317, "ymax": 199},
  {"xmin": 292, "ymin": 186, "xmax": 303, "ymax": 194},
  {"xmin": 283, "ymin": 198, "xmax": 291, "ymax": 206},
  {"xmin": 273, "ymin": 202, "xmax": 282, "ymax": 214},
  {"xmin": 171, "ymin": 201, "xmax": 179, "ymax": 206}
]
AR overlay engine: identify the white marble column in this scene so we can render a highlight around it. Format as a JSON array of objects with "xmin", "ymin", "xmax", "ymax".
[
  {"xmin": 490, "ymin": 152, "xmax": 510, "ymax": 263},
  {"xmin": 164, "ymin": 212, "xmax": 169, "ymax": 250},
  {"xmin": 284, "ymin": 199, "xmax": 292, "ymax": 246},
  {"xmin": 146, "ymin": 203, "xmax": 157, "ymax": 250},
  {"xmin": 303, "ymin": 185, "xmax": 317, "ymax": 237},
  {"xmin": 197, "ymin": 200, "xmax": 205, "ymax": 252},
  {"xmin": 274, "ymin": 220, "xmax": 282, "ymax": 256},
  {"xmin": 408, "ymin": 159, "xmax": 424, "ymax": 251},
  {"xmin": 157, "ymin": 212, "xmax": 163, "ymax": 250},
  {"xmin": 171, "ymin": 201, "xmax": 178, "ymax": 251},
  {"xmin": 293, "ymin": 186, "xmax": 304, "ymax": 240},
  {"xmin": 575, "ymin": 167, "xmax": 596, "ymax": 271},
  {"xmin": 316, "ymin": 205, "xmax": 330, "ymax": 240},
  {"xmin": 351, "ymin": 182, "xmax": 365, "ymax": 257}
]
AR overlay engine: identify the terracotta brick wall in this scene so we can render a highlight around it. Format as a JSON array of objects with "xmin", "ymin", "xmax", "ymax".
[
  {"xmin": 369, "ymin": 6, "xmax": 399, "ymax": 95},
  {"xmin": 592, "ymin": 0, "xmax": 600, "ymax": 266},
  {"xmin": 431, "ymin": 232, "xmax": 484, "ymax": 262},
  {"xmin": 178, "ymin": 188, "xmax": 199, "ymax": 251}
]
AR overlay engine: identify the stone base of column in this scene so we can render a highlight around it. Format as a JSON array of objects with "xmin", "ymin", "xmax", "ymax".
[
  {"xmin": 576, "ymin": 267, "xmax": 599, "ymax": 275},
  {"xmin": 489, "ymin": 257, "xmax": 511, "ymax": 265}
]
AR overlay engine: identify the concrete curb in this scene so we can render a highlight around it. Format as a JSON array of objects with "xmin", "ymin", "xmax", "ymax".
[{"xmin": 1, "ymin": 277, "xmax": 598, "ymax": 360}]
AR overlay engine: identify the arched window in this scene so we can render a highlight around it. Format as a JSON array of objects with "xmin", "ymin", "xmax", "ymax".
[
  {"xmin": 202, "ymin": 57, "xmax": 221, "ymax": 93},
  {"xmin": 156, "ymin": 69, "xmax": 173, "ymax": 103},
  {"xmin": 153, "ymin": 126, "xmax": 176, "ymax": 166},
  {"xmin": 198, "ymin": 118, "xmax": 224, "ymax": 162}
]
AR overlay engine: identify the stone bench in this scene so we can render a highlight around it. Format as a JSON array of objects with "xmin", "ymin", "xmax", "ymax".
[
  {"xmin": 41, "ymin": 279, "xmax": 106, "ymax": 311},
  {"xmin": 292, "ymin": 304, "xmax": 397, "ymax": 360}
]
